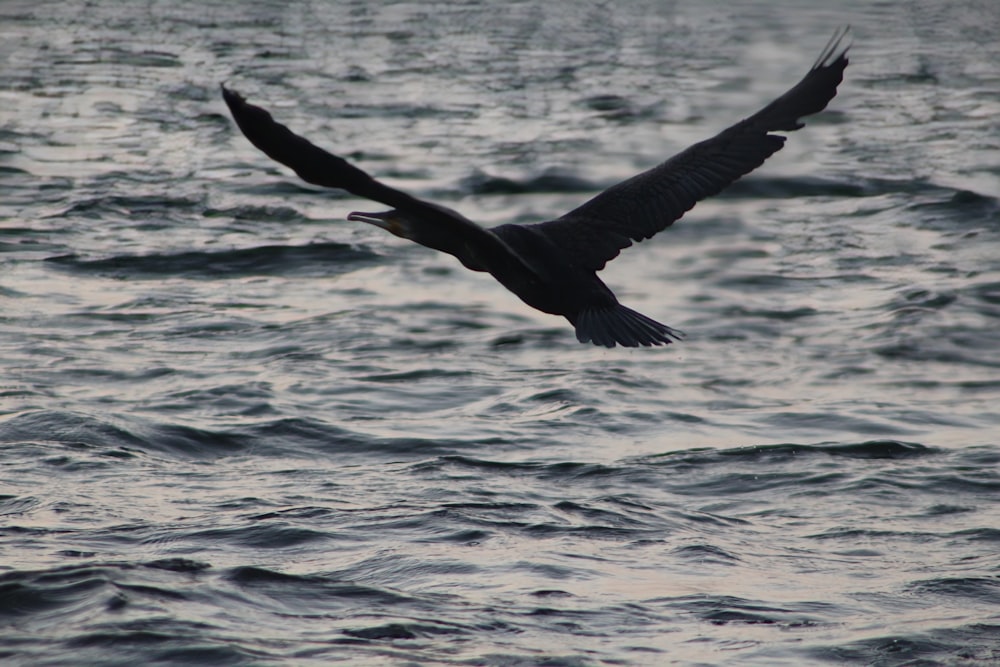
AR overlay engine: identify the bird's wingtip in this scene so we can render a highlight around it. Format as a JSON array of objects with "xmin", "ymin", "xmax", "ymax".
[
  {"xmin": 220, "ymin": 84, "xmax": 245, "ymax": 109},
  {"xmin": 812, "ymin": 25, "xmax": 852, "ymax": 70}
]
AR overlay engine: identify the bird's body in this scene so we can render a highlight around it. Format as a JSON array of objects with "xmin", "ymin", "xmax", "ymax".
[{"xmin": 222, "ymin": 28, "xmax": 850, "ymax": 347}]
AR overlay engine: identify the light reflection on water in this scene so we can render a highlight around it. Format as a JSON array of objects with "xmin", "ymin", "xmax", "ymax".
[{"xmin": 1, "ymin": 0, "xmax": 999, "ymax": 665}]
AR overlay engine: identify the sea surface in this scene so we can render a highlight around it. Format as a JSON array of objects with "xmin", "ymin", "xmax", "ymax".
[{"xmin": 2, "ymin": 1, "xmax": 999, "ymax": 665}]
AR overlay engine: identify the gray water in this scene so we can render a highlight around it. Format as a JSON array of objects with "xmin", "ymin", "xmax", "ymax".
[{"xmin": 2, "ymin": 1, "xmax": 1000, "ymax": 665}]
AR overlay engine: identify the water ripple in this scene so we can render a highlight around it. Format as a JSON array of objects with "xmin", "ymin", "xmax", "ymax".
[{"xmin": 2, "ymin": 2, "xmax": 1000, "ymax": 665}]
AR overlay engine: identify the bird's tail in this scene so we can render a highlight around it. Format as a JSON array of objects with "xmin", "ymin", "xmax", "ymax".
[{"xmin": 574, "ymin": 305, "xmax": 683, "ymax": 348}]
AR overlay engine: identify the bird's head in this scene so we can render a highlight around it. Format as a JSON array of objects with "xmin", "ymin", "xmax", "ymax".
[
  {"xmin": 347, "ymin": 203, "xmax": 483, "ymax": 270},
  {"xmin": 347, "ymin": 209, "xmax": 416, "ymax": 241}
]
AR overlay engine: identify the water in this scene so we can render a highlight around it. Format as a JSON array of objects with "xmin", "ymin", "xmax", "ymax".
[{"xmin": 2, "ymin": 1, "xmax": 999, "ymax": 664}]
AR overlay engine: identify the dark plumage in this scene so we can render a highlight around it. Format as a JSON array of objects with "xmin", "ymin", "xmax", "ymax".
[{"xmin": 221, "ymin": 28, "xmax": 850, "ymax": 347}]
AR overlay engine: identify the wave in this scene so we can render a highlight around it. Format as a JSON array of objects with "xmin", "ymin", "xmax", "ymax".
[
  {"xmin": 458, "ymin": 167, "xmax": 598, "ymax": 196},
  {"xmin": 45, "ymin": 242, "xmax": 378, "ymax": 278},
  {"xmin": 201, "ymin": 204, "xmax": 312, "ymax": 223},
  {"xmin": 812, "ymin": 622, "xmax": 1000, "ymax": 666},
  {"xmin": 453, "ymin": 169, "xmax": 1000, "ymax": 214},
  {"xmin": 0, "ymin": 411, "xmax": 510, "ymax": 462},
  {"xmin": 575, "ymin": 93, "xmax": 657, "ymax": 121},
  {"xmin": 50, "ymin": 193, "xmax": 203, "ymax": 220}
]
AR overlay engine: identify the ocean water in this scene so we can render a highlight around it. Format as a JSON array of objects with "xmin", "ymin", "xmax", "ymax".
[{"xmin": 2, "ymin": 1, "xmax": 999, "ymax": 665}]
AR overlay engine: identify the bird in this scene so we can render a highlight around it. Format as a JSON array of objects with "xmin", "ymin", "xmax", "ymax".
[{"xmin": 221, "ymin": 27, "xmax": 850, "ymax": 348}]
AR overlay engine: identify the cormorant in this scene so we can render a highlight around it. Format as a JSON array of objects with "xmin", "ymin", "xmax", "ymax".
[{"xmin": 221, "ymin": 28, "xmax": 850, "ymax": 347}]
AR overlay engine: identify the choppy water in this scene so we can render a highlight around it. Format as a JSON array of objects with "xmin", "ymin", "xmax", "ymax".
[{"xmin": 2, "ymin": 1, "xmax": 1000, "ymax": 665}]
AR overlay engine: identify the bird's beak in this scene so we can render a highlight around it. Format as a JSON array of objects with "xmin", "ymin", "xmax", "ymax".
[{"xmin": 347, "ymin": 210, "xmax": 403, "ymax": 235}]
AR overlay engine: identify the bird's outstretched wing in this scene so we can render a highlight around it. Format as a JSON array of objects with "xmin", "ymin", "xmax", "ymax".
[
  {"xmin": 221, "ymin": 86, "xmax": 447, "ymax": 222},
  {"xmin": 524, "ymin": 27, "xmax": 851, "ymax": 272},
  {"xmin": 222, "ymin": 86, "xmax": 545, "ymax": 279}
]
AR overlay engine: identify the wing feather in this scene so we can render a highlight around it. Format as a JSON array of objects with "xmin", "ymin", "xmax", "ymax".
[
  {"xmin": 524, "ymin": 27, "xmax": 851, "ymax": 271},
  {"xmin": 222, "ymin": 86, "xmax": 442, "ymax": 219}
]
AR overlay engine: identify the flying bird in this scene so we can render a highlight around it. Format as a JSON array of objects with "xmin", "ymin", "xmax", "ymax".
[{"xmin": 221, "ymin": 28, "xmax": 849, "ymax": 347}]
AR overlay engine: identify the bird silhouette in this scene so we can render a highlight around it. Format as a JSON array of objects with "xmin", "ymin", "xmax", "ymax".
[{"xmin": 222, "ymin": 28, "xmax": 849, "ymax": 347}]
